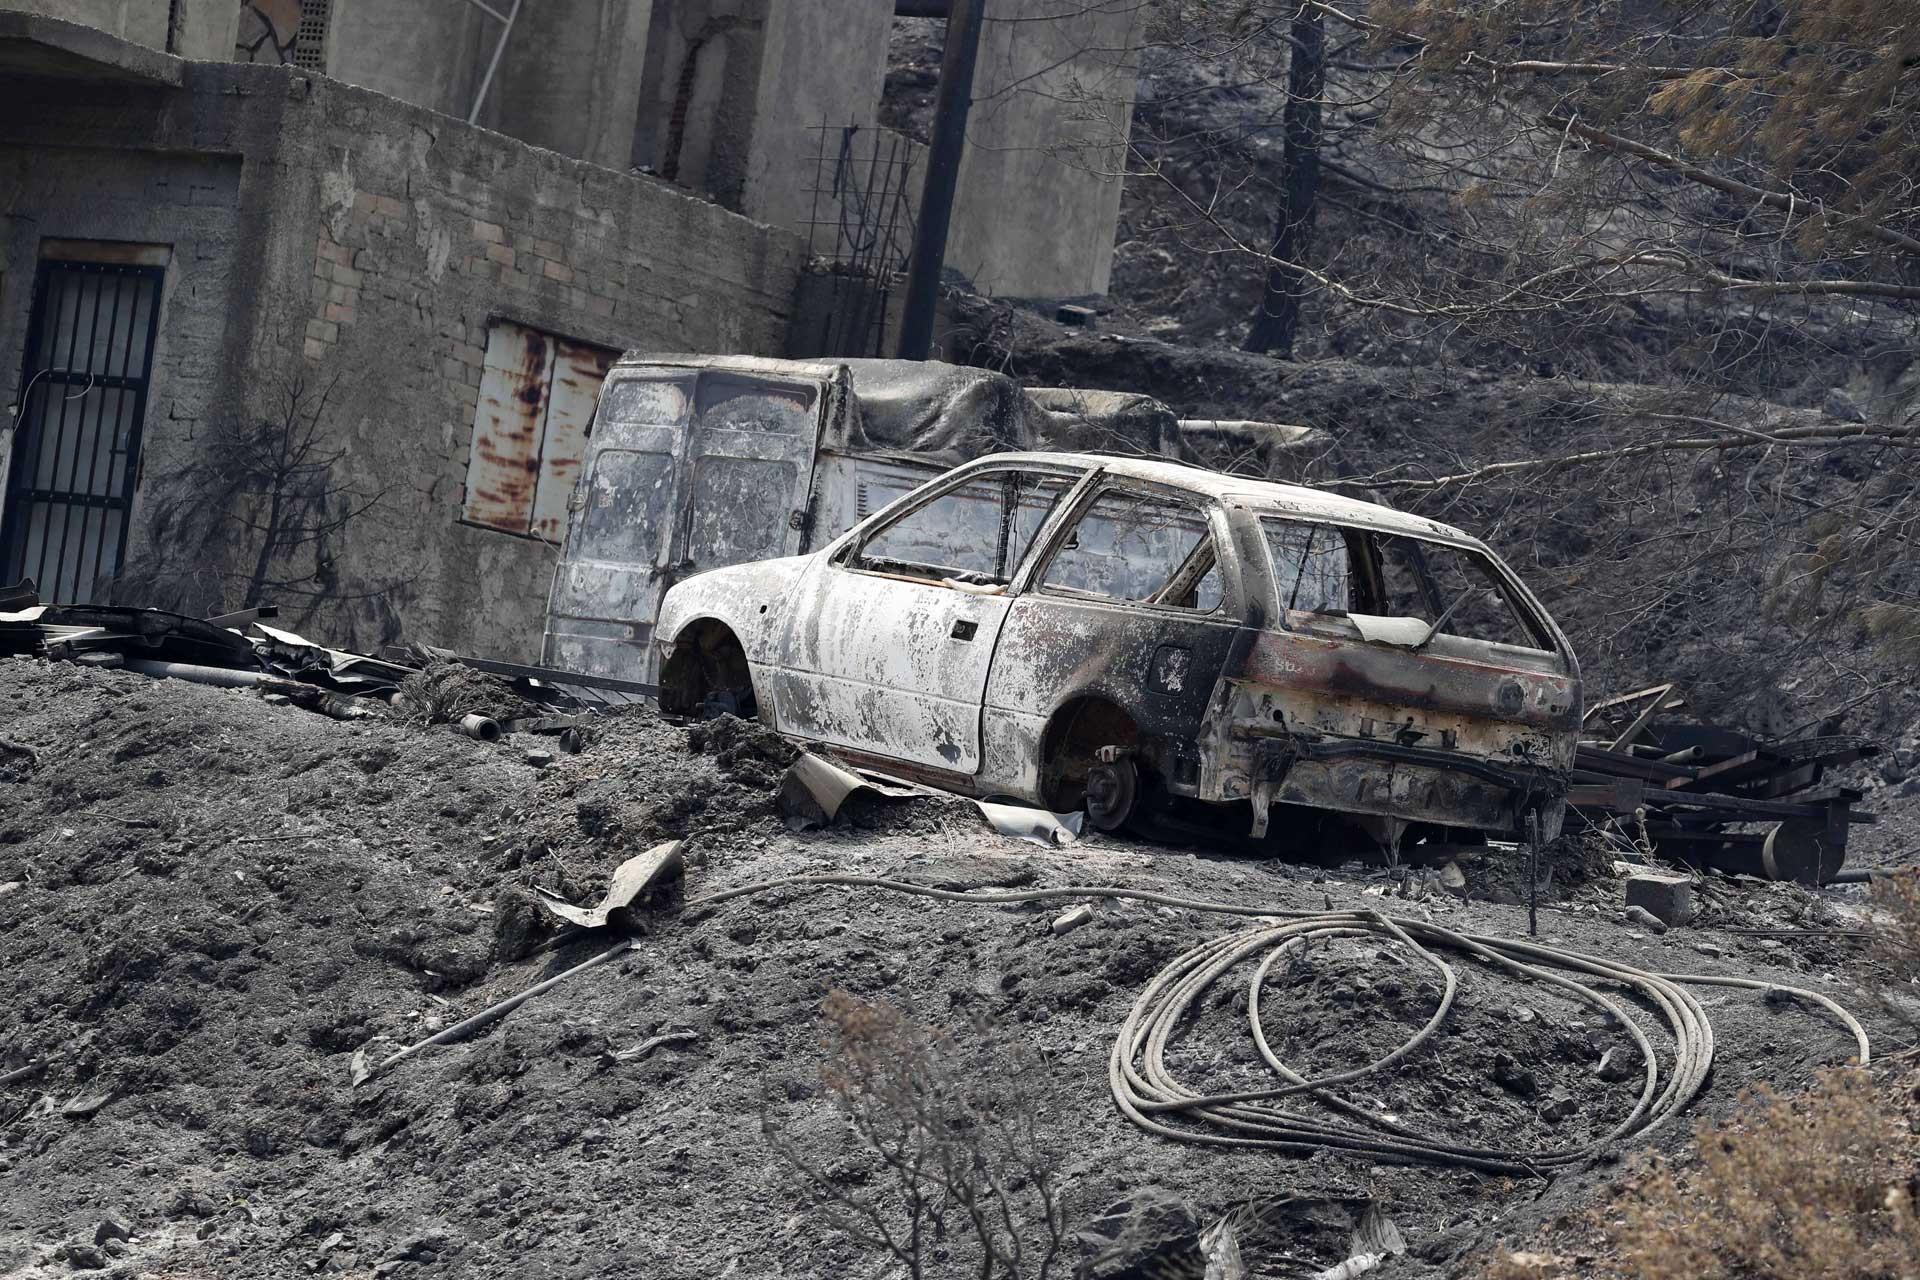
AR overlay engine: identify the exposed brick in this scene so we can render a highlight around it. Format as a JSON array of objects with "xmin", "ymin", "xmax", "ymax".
[
  {"xmin": 472, "ymin": 219, "xmax": 505, "ymax": 243},
  {"xmin": 532, "ymin": 238, "xmax": 563, "ymax": 260},
  {"xmin": 316, "ymin": 237, "xmax": 355, "ymax": 266},
  {"xmin": 305, "ymin": 318, "xmax": 339, "ymax": 344},
  {"xmin": 328, "ymin": 282, "xmax": 357, "ymax": 305},
  {"xmin": 484, "ymin": 243, "xmax": 516, "ymax": 268},
  {"xmin": 332, "ymin": 264, "xmax": 365, "ymax": 290},
  {"xmin": 324, "ymin": 301, "xmax": 358, "ymax": 326},
  {"xmin": 451, "ymin": 382, "xmax": 479, "ymax": 407},
  {"xmin": 541, "ymin": 259, "xmax": 574, "ymax": 284},
  {"xmin": 303, "ymin": 337, "xmax": 329, "ymax": 361}
]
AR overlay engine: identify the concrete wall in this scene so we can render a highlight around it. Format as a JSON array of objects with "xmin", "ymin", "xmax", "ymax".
[
  {"xmin": 324, "ymin": 0, "xmax": 652, "ymax": 173},
  {"xmin": 0, "ymin": 42, "xmax": 805, "ymax": 657},
  {"xmin": 630, "ymin": 0, "xmax": 766, "ymax": 205},
  {"xmin": 0, "ymin": 0, "xmax": 233, "ymax": 56},
  {"xmin": 946, "ymin": 0, "xmax": 1143, "ymax": 300},
  {"xmin": 324, "ymin": 0, "xmax": 490, "ymax": 119},
  {"xmin": 740, "ymin": 0, "xmax": 894, "ymax": 236},
  {"xmin": 479, "ymin": 0, "xmax": 654, "ymax": 173}
]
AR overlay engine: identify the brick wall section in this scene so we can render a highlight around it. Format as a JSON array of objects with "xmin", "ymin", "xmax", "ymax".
[
  {"xmin": 0, "ymin": 50, "xmax": 802, "ymax": 657},
  {"xmin": 283, "ymin": 79, "xmax": 804, "ymax": 654}
]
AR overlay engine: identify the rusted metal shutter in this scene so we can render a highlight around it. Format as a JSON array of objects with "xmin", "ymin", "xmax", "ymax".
[
  {"xmin": 530, "ymin": 339, "xmax": 618, "ymax": 542},
  {"xmin": 463, "ymin": 322, "xmax": 616, "ymax": 539},
  {"xmin": 464, "ymin": 324, "xmax": 557, "ymax": 534}
]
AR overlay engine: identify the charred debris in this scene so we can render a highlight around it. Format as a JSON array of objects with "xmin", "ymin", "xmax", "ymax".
[{"xmin": 1, "ymin": 581, "xmax": 1880, "ymax": 888}]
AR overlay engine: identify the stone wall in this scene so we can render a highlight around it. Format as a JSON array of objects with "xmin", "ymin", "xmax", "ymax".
[{"xmin": 0, "ymin": 32, "xmax": 804, "ymax": 657}]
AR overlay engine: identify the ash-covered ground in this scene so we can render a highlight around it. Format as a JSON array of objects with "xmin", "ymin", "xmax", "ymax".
[{"xmin": 1, "ymin": 659, "xmax": 1906, "ymax": 1278}]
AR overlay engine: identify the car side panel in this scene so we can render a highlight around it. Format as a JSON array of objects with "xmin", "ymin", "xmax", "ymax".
[{"xmin": 976, "ymin": 594, "xmax": 1244, "ymax": 800}]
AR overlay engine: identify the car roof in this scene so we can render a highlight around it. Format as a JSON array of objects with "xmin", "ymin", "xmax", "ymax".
[{"xmin": 960, "ymin": 451, "xmax": 1474, "ymax": 543}]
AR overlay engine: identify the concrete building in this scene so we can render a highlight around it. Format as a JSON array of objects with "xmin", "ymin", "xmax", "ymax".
[
  {"xmin": 5, "ymin": 1, "xmax": 1144, "ymax": 306},
  {"xmin": 0, "ymin": 2, "xmax": 1146, "ymax": 658},
  {"xmin": 0, "ymin": 12, "xmax": 800, "ymax": 655}
]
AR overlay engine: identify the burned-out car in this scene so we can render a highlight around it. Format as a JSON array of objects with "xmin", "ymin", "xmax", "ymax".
[{"xmin": 656, "ymin": 451, "xmax": 1581, "ymax": 856}]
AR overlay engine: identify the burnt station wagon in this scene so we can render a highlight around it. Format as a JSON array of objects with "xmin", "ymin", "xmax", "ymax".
[{"xmin": 655, "ymin": 451, "xmax": 1582, "ymax": 858}]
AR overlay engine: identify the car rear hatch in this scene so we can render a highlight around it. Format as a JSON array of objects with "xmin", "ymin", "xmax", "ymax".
[{"xmin": 1220, "ymin": 514, "xmax": 1580, "ymax": 836}]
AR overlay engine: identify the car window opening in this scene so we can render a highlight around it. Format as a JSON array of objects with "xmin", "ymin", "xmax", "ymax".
[
  {"xmin": 1041, "ymin": 489, "xmax": 1222, "ymax": 611},
  {"xmin": 1262, "ymin": 517, "xmax": 1551, "ymax": 651},
  {"xmin": 852, "ymin": 471, "xmax": 1073, "ymax": 589}
]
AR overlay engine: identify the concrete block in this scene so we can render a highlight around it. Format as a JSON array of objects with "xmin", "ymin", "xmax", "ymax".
[
  {"xmin": 1051, "ymin": 905, "xmax": 1094, "ymax": 935},
  {"xmin": 1624, "ymin": 873, "xmax": 1693, "ymax": 927}
]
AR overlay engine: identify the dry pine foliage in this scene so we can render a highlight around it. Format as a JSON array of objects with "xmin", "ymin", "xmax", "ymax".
[{"xmin": 1489, "ymin": 1067, "xmax": 1920, "ymax": 1279}]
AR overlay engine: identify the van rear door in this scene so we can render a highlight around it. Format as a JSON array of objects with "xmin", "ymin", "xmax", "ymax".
[{"xmin": 541, "ymin": 367, "xmax": 823, "ymax": 681}]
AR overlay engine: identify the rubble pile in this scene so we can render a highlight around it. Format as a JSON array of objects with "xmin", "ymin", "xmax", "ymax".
[{"xmin": 0, "ymin": 657, "xmax": 1904, "ymax": 1278}]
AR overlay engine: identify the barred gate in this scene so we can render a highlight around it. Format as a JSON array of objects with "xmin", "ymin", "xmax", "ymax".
[{"xmin": 1, "ymin": 260, "xmax": 165, "ymax": 602}]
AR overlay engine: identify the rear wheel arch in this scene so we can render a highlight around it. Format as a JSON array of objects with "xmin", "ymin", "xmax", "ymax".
[
  {"xmin": 660, "ymin": 617, "xmax": 760, "ymax": 719},
  {"xmin": 1037, "ymin": 693, "xmax": 1141, "ymax": 814}
]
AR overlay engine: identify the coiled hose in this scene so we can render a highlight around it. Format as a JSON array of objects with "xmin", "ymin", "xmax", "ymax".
[{"xmin": 683, "ymin": 873, "xmax": 1870, "ymax": 1173}]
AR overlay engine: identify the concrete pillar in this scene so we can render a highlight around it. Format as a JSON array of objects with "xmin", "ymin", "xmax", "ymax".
[
  {"xmin": 324, "ymin": 0, "xmax": 490, "ymax": 120},
  {"xmin": 171, "ymin": 0, "xmax": 236, "ymax": 59},
  {"xmin": 944, "ymin": 0, "xmax": 1142, "ymax": 300},
  {"xmin": 479, "ymin": 0, "xmax": 653, "ymax": 173},
  {"xmin": 630, "ymin": 0, "xmax": 768, "ymax": 206},
  {"xmin": 739, "ymin": 0, "xmax": 893, "ymax": 236}
]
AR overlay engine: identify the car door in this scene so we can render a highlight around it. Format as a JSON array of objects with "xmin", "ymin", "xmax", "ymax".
[
  {"xmin": 978, "ymin": 483, "xmax": 1246, "ymax": 803},
  {"xmin": 772, "ymin": 465, "xmax": 1082, "ymax": 775}
]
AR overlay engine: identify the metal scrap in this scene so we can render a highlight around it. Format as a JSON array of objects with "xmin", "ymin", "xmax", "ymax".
[
  {"xmin": 1566, "ymin": 682, "xmax": 1878, "ymax": 885},
  {"xmin": 776, "ymin": 751, "xmax": 1083, "ymax": 847},
  {"xmin": 534, "ymin": 840, "xmax": 685, "ymax": 929}
]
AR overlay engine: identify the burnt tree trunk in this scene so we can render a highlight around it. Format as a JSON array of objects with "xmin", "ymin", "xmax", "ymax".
[{"xmin": 1243, "ymin": 4, "xmax": 1325, "ymax": 357}]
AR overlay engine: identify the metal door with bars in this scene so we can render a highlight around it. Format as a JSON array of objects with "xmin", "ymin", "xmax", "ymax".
[{"xmin": 1, "ymin": 260, "xmax": 164, "ymax": 601}]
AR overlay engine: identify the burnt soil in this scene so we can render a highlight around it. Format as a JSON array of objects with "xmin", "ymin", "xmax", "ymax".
[{"xmin": 3, "ymin": 658, "xmax": 1911, "ymax": 1278}]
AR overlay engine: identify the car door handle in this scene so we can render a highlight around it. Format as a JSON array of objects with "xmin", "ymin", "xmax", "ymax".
[{"xmin": 950, "ymin": 619, "xmax": 977, "ymax": 641}]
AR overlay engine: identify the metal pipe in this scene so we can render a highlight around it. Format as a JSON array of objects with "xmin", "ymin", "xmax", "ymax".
[
  {"xmin": 457, "ymin": 713, "xmax": 502, "ymax": 742},
  {"xmin": 357, "ymin": 939, "xmax": 633, "ymax": 1084},
  {"xmin": 124, "ymin": 658, "xmax": 276, "ymax": 689},
  {"xmin": 896, "ymin": 0, "xmax": 985, "ymax": 360},
  {"xmin": 467, "ymin": 0, "xmax": 523, "ymax": 125}
]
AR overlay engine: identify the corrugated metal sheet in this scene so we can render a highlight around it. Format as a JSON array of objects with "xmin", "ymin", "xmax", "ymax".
[{"xmin": 463, "ymin": 322, "xmax": 615, "ymax": 538}]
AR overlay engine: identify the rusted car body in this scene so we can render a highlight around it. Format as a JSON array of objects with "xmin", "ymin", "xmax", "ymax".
[{"xmin": 656, "ymin": 451, "xmax": 1581, "ymax": 855}]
